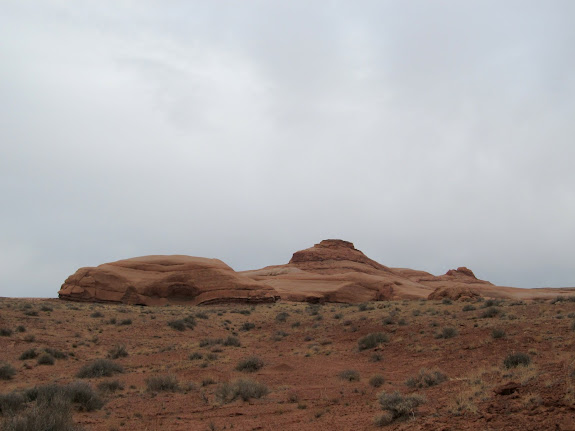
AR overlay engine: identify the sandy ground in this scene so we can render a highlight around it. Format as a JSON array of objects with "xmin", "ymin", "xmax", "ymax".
[{"xmin": 1, "ymin": 297, "xmax": 575, "ymax": 430}]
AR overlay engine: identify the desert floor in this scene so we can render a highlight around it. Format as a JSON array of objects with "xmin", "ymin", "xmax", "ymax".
[{"xmin": 1, "ymin": 297, "xmax": 575, "ymax": 430}]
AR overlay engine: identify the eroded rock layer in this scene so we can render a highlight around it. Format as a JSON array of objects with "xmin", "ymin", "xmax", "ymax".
[{"xmin": 58, "ymin": 255, "xmax": 279, "ymax": 306}]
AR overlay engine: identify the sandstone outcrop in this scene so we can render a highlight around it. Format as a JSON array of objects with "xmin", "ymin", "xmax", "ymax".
[
  {"xmin": 59, "ymin": 239, "xmax": 568, "ymax": 305},
  {"xmin": 58, "ymin": 255, "xmax": 279, "ymax": 305}
]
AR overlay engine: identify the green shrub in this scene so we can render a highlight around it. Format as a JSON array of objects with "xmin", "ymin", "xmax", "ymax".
[
  {"xmin": 435, "ymin": 327, "xmax": 458, "ymax": 339},
  {"xmin": 44, "ymin": 348, "xmax": 67, "ymax": 359},
  {"xmin": 0, "ymin": 391, "xmax": 27, "ymax": 415},
  {"xmin": 76, "ymin": 359, "xmax": 124, "ymax": 378},
  {"xmin": 145, "ymin": 375, "xmax": 179, "ymax": 392},
  {"xmin": 236, "ymin": 356, "xmax": 264, "ymax": 373},
  {"xmin": 375, "ymin": 391, "xmax": 426, "ymax": 426},
  {"xmin": 215, "ymin": 379, "xmax": 269, "ymax": 404},
  {"xmin": 240, "ymin": 322, "xmax": 255, "ymax": 331},
  {"xmin": 405, "ymin": 368, "xmax": 447, "ymax": 388},
  {"xmin": 168, "ymin": 319, "xmax": 187, "ymax": 331},
  {"xmin": 19, "ymin": 349, "xmax": 39, "ymax": 361},
  {"xmin": 369, "ymin": 375, "xmax": 385, "ymax": 388},
  {"xmin": 107, "ymin": 344, "xmax": 128, "ymax": 359},
  {"xmin": 65, "ymin": 381, "xmax": 104, "ymax": 411},
  {"xmin": 338, "ymin": 369, "xmax": 360, "ymax": 382},
  {"xmin": 0, "ymin": 328, "xmax": 13, "ymax": 337},
  {"xmin": 442, "ymin": 298, "xmax": 452, "ymax": 305},
  {"xmin": 275, "ymin": 312, "xmax": 289, "ymax": 322},
  {"xmin": 223, "ymin": 336, "xmax": 241, "ymax": 347},
  {"xmin": 491, "ymin": 328, "xmax": 506, "ymax": 339},
  {"xmin": 0, "ymin": 363, "xmax": 16, "ymax": 380},
  {"xmin": 462, "ymin": 304, "xmax": 476, "ymax": 312},
  {"xmin": 480, "ymin": 307, "xmax": 500, "ymax": 318},
  {"xmin": 37, "ymin": 354, "xmax": 55, "ymax": 366},
  {"xmin": 358, "ymin": 332, "xmax": 388, "ymax": 351},
  {"xmin": 503, "ymin": 352, "xmax": 531, "ymax": 369},
  {"xmin": 0, "ymin": 396, "xmax": 80, "ymax": 431},
  {"xmin": 96, "ymin": 380, "xmax": 124, "ymax": 394}
]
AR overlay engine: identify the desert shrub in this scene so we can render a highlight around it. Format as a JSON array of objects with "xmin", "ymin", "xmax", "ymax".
[
  {"xmin": 199, "ymin": 338, "xmax": 221, "ymax": 347},
  {"xmin": 375, "ymin": 391, "xmax": 426, "ymax": 426},
  {"xmin": 189, "ymin": 352, "xmax": 203, "ymax": 360},
  {"xmin": 0, "ymin": 363, "xmax": 16, "ymax": 380},
  {"xmin": 195, "ymin": 311, "xmax": 209, "ymax": 319},
  {"xmin": 22, "ymin": 335, "xmax": 35, "ymax": 343},
  {"xmin": 118, "ymin": 318, "xmax": 132, "ymax": 326},
  {"xmin": 442, "ymin": 298, "xmax": 452, "ymax": 305},
  {"xmin": 240, "ymin": 322, "xmax": 255, "ymax": 332},
  {"xmin": 15, "ymin": 326, "xmax": 26, "ymax": 333},
  {"xmin": 236, "ymin": 356, "xmax": 264, "ymax": 373},
  {"xmin": 405, "ymin": 368, "xmax": 447, "ymax": 388},
  {"xmin": 23, "ymin": 310, "xmax": 38, "ymax": 316},
  {"xmin": 90, "ymin": 311, "xmax": 103, "ymax": 318},
  {"xmin": 234, "ymin": 379, "xmax": 269, "ymax": 401},
  {"xmin": 370, "ymin": 353, "xmax": 383, "ymax": 362},
  {"xmin": 369, "ymin": 375, "xmax": 385, "ymax": 388},
  {"xmin": 0, "ymin": 396, "xmax": 81, "ymax": 431},
  {"xmin": 37, "ymin": 354, "xmax": 55, "ymax": 366},
  {"xmin": 482, "ymin": 299, "xmax": 503, "ymax": 308},
  {"xmin": 145, "ymin": 375, "xmax": 179, "ymax": 392},
  {"xmin": 435, "ymin": 327, "xmax": 458, "ymax": 339},
  {"xmin": 271, "ymin": 331, "xmax": 288, "ymax": 341},
  {"xmin": 40, "ymin": 305, "xmax": 53, "ymax": 312},
  {"xmin": 107, "ymin": 344, "xmax": 128, "ymax": 359},
  {"xmin": 96, "ymin": 380, "xmax": 124, "ymax": 394},
  {"xmin": 291, "ymin": 321, "xmax": 301, "ymax": 328},
  {"xmin": 491, "ymin": 328, "xmax": 506, "ymax": 339},
  {"xmin": 76, "ymin": 359, "xmax": 124, "ymax": 378},
  {"xmin": 358, "ymin": 332, "xmax": 388, "ymax": 351},
  {"xmin": 168, "ymin": 319, "xmax": 187, "ymax": 331},
  {"xmin": 503, "ymin": 352, "xmax": 531, "ymax": 369},
  {"xmin": 19, "ymin": 349, "xmax": 38, "ymax": 361},
  {"xmin": 215, "ymin": 379, "xmax": 269, "ymax": 404},
  {"xmin": 223, "ymin": 336, "xmax": 241, "ymax": 347},
  {"xmin": 481, "ymin": 307, "xmax": 500, "ymax": 318},
  {"xmin": 26, "ymin": 381, "xmax": 103, "ymax": 412},
  {"xmin": 338, "ymin": 369, "xmax": 360, "ymax": 382},
  {"xmin": 462, "ymin": 304, "xmax": 476, "ymax": 312},
  {"xmin": 0, "ymin": 328, "xmax": 13, "ymax": 337},
  {"xmin": 107, "ymin": 318, "xmax": 117, "ymax": 325},
  {"xmin": 44, "ymin": 348, "xmax": 67, "ymax": 359},
  {"xmin": 0, "ymin": 391, "xmax": 27, "ymax": 415},
  {"xmin": 382, "ymin": 317, "xmax": 394, "ymax": 325},
  {"xmin": 65, "ymin": 382, "xmax": 104, "ymax": 411},
  {"xmin": 275, "ymin": 312, "xmax": 289, "ymax": 322}
]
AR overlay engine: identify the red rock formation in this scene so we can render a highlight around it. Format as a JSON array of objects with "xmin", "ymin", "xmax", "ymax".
[{"xmin": 58, "ymin": 255, "xmax": 279, "ymax": 306}]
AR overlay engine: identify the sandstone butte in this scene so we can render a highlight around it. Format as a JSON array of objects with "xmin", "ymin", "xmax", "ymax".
[{"xmin": 58, "ymin": 239, "xmax": 575, "ymax": 305}]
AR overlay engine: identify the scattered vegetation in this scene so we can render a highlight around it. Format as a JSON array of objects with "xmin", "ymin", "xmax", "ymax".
[
  {"xmin": 369, "ymin": 375, "xmax": 385, "ymax": 388},
  {"xmin": 215, "ymin": 379, "xmax": 269, "ymax": 404},
  {"xmin": 107, "ymin": 344, "xmax": 128, "ymax": 359},
  {"xmin": 405, "ymin": 368, "xmax": 447, "ymax": 388},
  {"xmin": 338, "ymin": 369, "xmax": 360, "ymax": 382},
  {"xmin": 236, "ymin": 356, "xmax": 264, "ymax": 373},
  {"xmin": 481, "ymin": 307, "xmax": 500, "ymax": 318},
  {"xmin": 167, "ymin": 315, "xmax": 196, "ymax": 331},
  {"xmin": 0, "ymin": 363, "xmax": 16, "ymax": 380},
  {"xmin": 76, "ymin": 359, "xmax": 124, "ymax": 378},
  {"xmin": 375, "ymin": 391, "xmax": 426, "ymax": 426},
  {"xmin": 145, "ymin": 374, "xmax": 180, "ymax": 392},
  {"xmin": 358, "ymin": 332, "xmax": 388, "ymax": 351},
  {"xmin": 435, "ymin": 327, "xmax": 458, "ymax": 339},
  {"xmin": 503, "ymin": 352, "xmax": 531, "ymax": 369}
]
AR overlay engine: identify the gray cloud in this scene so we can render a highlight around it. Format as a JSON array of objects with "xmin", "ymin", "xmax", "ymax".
[{"xmin": 1, "ymin": 1, "xmax": 574, "ymax": 297}]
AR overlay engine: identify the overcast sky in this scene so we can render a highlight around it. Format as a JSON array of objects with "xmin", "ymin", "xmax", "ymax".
[{"xmin": 1, "ymin": 1, "xmax": 574, "ymax": 298}]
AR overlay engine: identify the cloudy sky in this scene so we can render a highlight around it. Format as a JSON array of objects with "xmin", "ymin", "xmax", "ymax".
[{"xmin": 1, "ymin": 1, "xmax": 574, "ymax": 297}]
